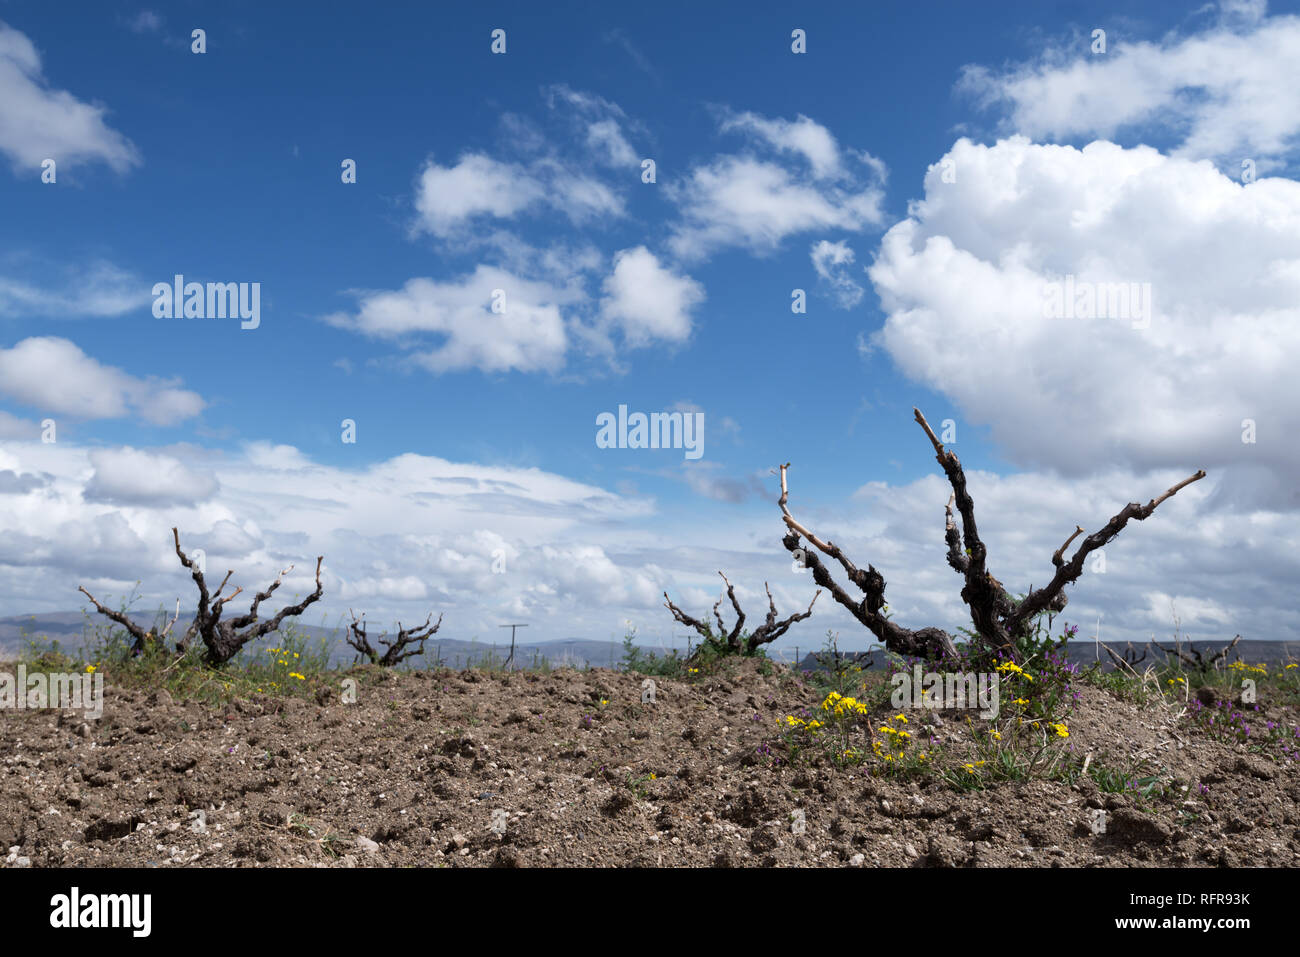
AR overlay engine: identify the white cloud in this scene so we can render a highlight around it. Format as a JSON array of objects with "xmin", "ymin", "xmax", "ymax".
[
  {"xmin": 719, "ymin": 111, "xmax": 844, "ymax": 179},
  {"xmin": 535, "ymin": 158, "xmax": 624, "ymax": 221},
  {"xmin": 413, "ymin": 154, "xmax": 545, "ymax": 237},
  {"xmin": 669, "ymin": 156, "xmax": 886, "ymax": 260},
  {"xmin": 0, "ymin": 21, "xmax": 139, "ymax": 174},
  {"xmin": 810, "ymin": 239, "xmax": 864, "ymax": 308},
  {"xmin": 343, "ymin": 575, "xmax": 431, "ymax": 602},
  {"xmin": 474, "ymin": 233, "xmax": 605, "ymax": 289},
  {"xmin": 0, "ymin": 512, "xmax": 154, "ymax": 583},
  {"xmin": 0, "ymin": 469, "xmax": 47, "ymax": 494},
  {"xmin": 350, "ymin": 89, "xmax": 674, "ymax": 375},
  {"xmin": 326, "ymin": 250, "xmax": 701, "ymax": 374},
  {"xmin": 323, "ymin": 267, "xmax": 573, "ymax": 374},
  {"xmin": 1143, "ymin": 591, "xmax": 1232, "ymax": 629},
  {"xmin": 0, "ymin": 262, "xmax": 149, "ymax": 318},
  {"xmin": 543, "ymin": 84, "xmax": 642, "ymax": 167},
  {"xmin": 126, "ymin": 11, "xmax": 162, "ymax": 34},
  {"xmin": 598, "ymin": 246, "xmax": 704, "ymax": 347},
  {"xmin": 242, "ymin": 442, "xmax": 315, "ymax": 472},
  {"xmin": 0, "ymin": 439, "xmax": 673, "ymax": 633},
  {"xmin": 586, "ymin": 119, "xmax": 637, "ymax": 166},
  {"xmin": 541, "ymin": 85, "xmax": 613, "ymax": 114},
  {"xmin": 0, "ymin": 337, "xmax": 205, "ymax": 425},
  {"xmin": 959, "ymin": 5, "xmax": 1300, "ymax": 167},
  {"xmin": 601, "ymin": 29, "xmax": 660, "ymax": 83},
  {"xmin": 200, "ymin": 518, "xmax": 261, "ymax": 556},
  {"xmin": 0, "ymin": 410, "xmax": 35, "ymax": 439},
  {"xmin": 866, "ymin": 137, "xmax": 1300, "ymax": 508},
  {"xmin": 667, "ymin": 112, "xmax": 887, "ymax": 260},
  {"xmin": 83, "ymin": 447, "xmax": 218, "ymax": 506},
  {"xmin": 413, "ymin": 152, "xmax": 623, "ymax": 237}
]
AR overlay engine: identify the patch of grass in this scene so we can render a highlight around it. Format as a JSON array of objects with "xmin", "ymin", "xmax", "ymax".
[
  {"xmin": 624, "ymin": 770, "xmax": 657, "ymax": 799},
  {"xmin": 1078, "ymin": 662, "xmax": 1152, "ymax": 703},
  {"xmin": 18, "ymin": 615, "xmax": 335, "ymax": 707},
  {"xmin": 620, "ymin": 627, "xmax": 687, "ymax": 678}
]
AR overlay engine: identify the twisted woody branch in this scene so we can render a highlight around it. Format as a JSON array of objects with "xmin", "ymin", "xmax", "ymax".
[
  {"xmin": 1155, "ymin": 633, "xmax": 1241, "ymax": 674},
  {"xmin": 777, "ymin": 408, "xmax": 1206, "ymax": 663},
  {"xmin": 346, "ymin": 609, "xmax": 443, "ymax": 667},
  {"xmin": 75, "ymin": 591, "xmax": 181, "ymax": 657},
  {"xmin": 664, "ymin": 571, "xmax": 820, "ymax": 660},
  {"xmin": 80, "ymin": 528, "xmax": 324, "ymax": 666}
]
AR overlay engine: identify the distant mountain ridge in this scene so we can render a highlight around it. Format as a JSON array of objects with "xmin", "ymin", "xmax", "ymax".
[
  {"xmin": 0, "ymin": 610, "xmax": 662, "ymax": 669},
  {"xmin": 796, "ymin": 639, "xmax": 1299, "ymax": 673},
  {"xmin": 4, "ymin": 611, "xmax": 1294, "ymax": 674}
]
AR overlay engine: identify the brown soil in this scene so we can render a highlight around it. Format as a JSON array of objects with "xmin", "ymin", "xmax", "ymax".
[{"xmin": 1, "ymin": 661, "xmax": 1296, "ymax": 867}]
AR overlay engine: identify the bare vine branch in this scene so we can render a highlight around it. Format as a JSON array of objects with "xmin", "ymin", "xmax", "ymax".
[
  {"xmin": 82, "ymin": 530, "xmax": 325, "ymax": 666},
  {"xmin": 346, "ymin": 610, "xmax": 443, "ymax": 667},
  {"xmin": 664, "ymin": 571, "xmax": 819, "ymax": 659},
  {"xmin": 775, "ymin": 409, "xmax": 1208, "ymax": 663}
]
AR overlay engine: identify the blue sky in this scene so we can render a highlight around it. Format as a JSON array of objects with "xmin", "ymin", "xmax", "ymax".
[{"xmin": 1, "ymin": 0, "xmax": 1298, "ymax": 654}]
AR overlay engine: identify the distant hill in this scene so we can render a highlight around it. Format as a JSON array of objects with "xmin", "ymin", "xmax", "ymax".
[
  {"xmin": 8, "ymin": 611, "xmax": 1293, "ymax": 675},
  {"xmin": 796, "ymin": 639, "xmax": 1300, "ymax": 673},
  {"xmin": 0, "ymin": 611, "xmax": 96, "ymax": 656},
  {"xmin": 0, "ymin": 610, "xmax": 664, "ymax": 670}
]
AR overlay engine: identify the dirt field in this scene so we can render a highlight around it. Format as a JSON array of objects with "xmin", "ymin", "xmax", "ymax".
[{"xmin": 1, "ymin": 660, "xmax": 1297, "ymax": 867}]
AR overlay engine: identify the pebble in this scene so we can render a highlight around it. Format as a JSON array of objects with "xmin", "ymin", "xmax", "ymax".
[{"xmin": 355, "ymin": 836, "xmax": 380, "ymax": 855}]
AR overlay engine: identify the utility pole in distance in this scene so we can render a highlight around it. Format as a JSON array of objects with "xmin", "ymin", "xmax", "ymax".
[{"xmin": 500, "ymin": 623, "xmax": 528, "ymax": 670}]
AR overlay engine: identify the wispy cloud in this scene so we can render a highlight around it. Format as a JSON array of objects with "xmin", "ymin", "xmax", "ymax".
[
  {"xmin": 0, "ymin": 21, "xmax": 139, "ymax": 175},
  {"xmin": 125, "ymin": 11, "xmax": 162, "ymax": 34},
  {"xmin": 810, "ymin": 239, "xmax": 864, "ymax": 308},
  {"xmin": 0, "ymin": 261, "xmax": 149, "ymax": 318}
]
